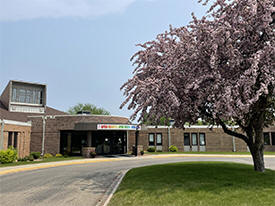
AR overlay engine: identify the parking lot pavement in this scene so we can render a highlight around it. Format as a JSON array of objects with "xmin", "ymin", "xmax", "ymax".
[{"xmin": 0, "ymin": 155, "xmax": 274, "ymax": 206}]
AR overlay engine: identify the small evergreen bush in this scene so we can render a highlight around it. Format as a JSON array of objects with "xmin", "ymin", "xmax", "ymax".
[
  {"xmin": 18, "ymin": 156, "xmax": 28, "ymax": 162},
  {"xmin": 140, "ymin": 151, "xmax": 144, "ymax": 155},
  {"xmin": 0, "ymin": 147, "xmax": 17, "ymax": 164},
  {"xmin": 27, "ymin": 155, "xmax": 34, "ymax": 161},
  {"xmin": 169, "ymin": 145, "xmax": 178, "ymax": 152},
  {"xmin": 147, "ymin": 147, "xmax": 156, "ymax": 152},
  {"xmin": 30, "ymin": 152, "xmax": 41, "ymax": 159}
]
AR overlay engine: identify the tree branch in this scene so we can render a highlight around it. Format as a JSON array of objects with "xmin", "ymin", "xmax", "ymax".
[{"xmin": 217, "ymin": 118, "xmax": 249, "ymax": 144}]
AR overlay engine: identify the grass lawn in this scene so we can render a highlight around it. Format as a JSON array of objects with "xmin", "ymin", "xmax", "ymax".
[
  {"xmin": 144, "ymin": 151, "xmax": 275, "ymax": 155},
  {"xmin": 109, "ymin": 162, "xmax": 275, "ymax": 206},
  {"xmin": 0, "ymin": 156, "xmax": 83, "ymax": 167}
]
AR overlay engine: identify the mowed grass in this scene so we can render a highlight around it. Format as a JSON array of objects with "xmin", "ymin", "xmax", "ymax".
[
  {"xmin": 144, "ymin": 151, "xmax": 275, "ymax": 155},
  {"xmin": 109, "ymin": 162, "xmax": 275, "ymax": 206},
  {"xmin": 0, "ymin": 156, "xmax": 83, "ymax": 167}
]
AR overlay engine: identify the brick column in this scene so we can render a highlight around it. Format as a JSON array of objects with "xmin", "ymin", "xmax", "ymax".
[{"xmin": 87, "ymin": 131, "xmax": 92, "ymax": 147}]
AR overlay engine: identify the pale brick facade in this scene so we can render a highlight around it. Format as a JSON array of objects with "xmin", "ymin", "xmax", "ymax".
[{"xmin": 1, "ymin": 120, "xmax": 31, "ymax": 158}]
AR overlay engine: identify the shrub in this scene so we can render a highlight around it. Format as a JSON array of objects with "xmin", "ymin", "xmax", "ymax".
[
  {"xmin": 0, "ymin": 147, "xmax": 17, "ymax": 164},
  {"xmin": 27, "ymin": 155, "xmax": 34, "ymax": 161},
  {"xmin": 18, "ymin": 156, "xmax": 28, "ymax": 162},
  {"xmin": 55, "ymin": 153, "xmax": 63, "ymax": 158},
  {"xmin": 43, "ymin": 153, "xmax": 53, "ymax": 158},
  {"xmin": 140, "ymin": 151, "xmax": 144, "ymax": 156},
  {"xmin": 147, "ymin": 147, "xmax": 156, "ymax": 152},
  {"xmin": 90, "ymin": 151, "xmax": 96, "ymax": 158},
  {"xmin": 169, "ymin": 145, "xmax": 178, "ymax": 152},
  {"xmin": 30, "ymin": 152, "xmax": 41, "ymax": 159},
  {"xmin": 156, "ymin": 150, "xmax": 162, "ymax": 152}
]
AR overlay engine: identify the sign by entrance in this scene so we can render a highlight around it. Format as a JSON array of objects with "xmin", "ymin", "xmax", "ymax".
[{"xmin": 97, "ymin": 124, "xmax": 139, "ymax": 130}]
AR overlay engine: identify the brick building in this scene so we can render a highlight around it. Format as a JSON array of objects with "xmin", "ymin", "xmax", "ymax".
[
  {"xmin": 0, "ymin": 80, "xmax": 66, "ymax": 157},
  {"xmin": 1, "ymin": 80, "xmax": 274, "ymax": 158}
]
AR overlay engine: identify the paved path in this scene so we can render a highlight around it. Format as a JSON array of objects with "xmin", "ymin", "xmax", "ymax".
[{"xmin": 0, "ymin": 154, "xmax": 275, "ymax": 206}]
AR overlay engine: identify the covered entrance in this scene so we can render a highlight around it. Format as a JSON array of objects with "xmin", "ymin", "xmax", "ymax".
[{"xmin": 60, "ymin": 130, "xmax": 127, "ymax": 155}]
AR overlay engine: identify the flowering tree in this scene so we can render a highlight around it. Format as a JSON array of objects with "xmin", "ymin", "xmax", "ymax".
[{"xmin": 121, "ymin": 0, "xmax": 275, "ymax": 172}]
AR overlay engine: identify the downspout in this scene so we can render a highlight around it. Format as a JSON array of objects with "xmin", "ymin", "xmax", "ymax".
[
  {"xmin": 41, "ymin": 116, "xmax": 46, "ymax": 156},
  {"xmin": 168, "ymin": 126, "xmax": 171, "ymax": 148},
  {"xmin": 0, "ymin": 119, "xmax": 4, "ymax": 150}
]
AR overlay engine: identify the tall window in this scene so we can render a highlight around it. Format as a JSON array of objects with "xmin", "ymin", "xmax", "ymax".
[
  {"xmin": 148, "ymin": 133, "xmax": 155, "ymax": 146},
  {"xmin": 272, "ymin": 133, "xmax": 275, "ymax": 146},
  {"xmin": 192, "ymin": 133, "xmax": 198, "ymax": 146},
  {"xmin": 156, "ymin": 133, "xmax": 162, "ymax": 146},
  {"xmin": 184, "ymin": 133, "xmax": 190, "ymax": 146},
  {"xmin": 199, "ymin": 133, "xmax": 206, "ymax": 146},
  {"xmin": 8, "ymin": 132, "xmax": 13, "ymax": 147},
  {"xmin": 264, "ymin": 133, "xmax": 270, "ymax": 145},
  {"xmin": 13, "ymin": 132, "xmax": 18, "ymax": 149},
  {"xmin": 11, "ymin": 87, "xmax": 43, "ymax": 104}
]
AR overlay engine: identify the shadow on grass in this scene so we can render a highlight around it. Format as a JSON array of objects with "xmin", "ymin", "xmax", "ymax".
[{"xmin": 110, "ymin": 162, "xmax": 275, "ymax": 206}]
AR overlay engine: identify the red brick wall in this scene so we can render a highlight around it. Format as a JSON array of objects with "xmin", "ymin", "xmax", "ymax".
[{"xmin": 29, "ymin": 115, "xmax": 130, "ymax": 155}]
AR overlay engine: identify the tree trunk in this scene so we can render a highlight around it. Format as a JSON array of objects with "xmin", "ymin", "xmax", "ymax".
[{"xmin": 249, "ymin": 143, "xmax": 265, "ymax": 172}]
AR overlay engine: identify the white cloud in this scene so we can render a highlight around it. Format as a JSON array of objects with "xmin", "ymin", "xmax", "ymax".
[{"xmin": 0, "ymin": 0, "xmax": 151, "ymax": 21}]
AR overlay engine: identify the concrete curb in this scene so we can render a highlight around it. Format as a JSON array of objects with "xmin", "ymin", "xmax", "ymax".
[{"xmin": 96, "ymin": 169, "xmax": 129, "ymax": 206}]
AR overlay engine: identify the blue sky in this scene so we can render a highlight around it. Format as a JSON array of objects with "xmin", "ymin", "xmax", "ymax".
[{"xmin": 0, "ymin": 0, "xmax": 209, "ymax": 118}]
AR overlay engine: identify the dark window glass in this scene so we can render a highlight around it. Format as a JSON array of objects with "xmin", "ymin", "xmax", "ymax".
[
  {"xmin": 271, "ymin": 133, "xmax": 275, "ymax": 146},
  {"xmin": 184, "ymin": 133, "xmax": 190, "ymax": 146},
  {"xmin": 199, "ymin": 133, "xmax": 206, "ymax": 146},
  {"xmin": 13, "ymin": 132, "xmax": 18, "ymax": 149},
  {"xmin": 148, "ymin": 133, "xmax": 155, "ymax": 146},
  {"xmin": 264, "ymin": 133, "xmax": 270, "ymax": 145},
  {"xmin": 8, "ymin": 132, "xmax": 13, "ymax": 147},
  {"xmin": 156, "ymin": 133, "xmax": 162, "ymax": 145},
  {"xmin": 192, "ymin": 133, "xmax": 198, "ymax": 146},
  {"xmin": 40, "ymin": 91, "xmax": 43, "ymax": 104}
]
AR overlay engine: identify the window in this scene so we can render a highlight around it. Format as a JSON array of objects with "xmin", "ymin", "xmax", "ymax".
[
  {"xmin": 199, "ymin": 133, "xmax": 206, "ymax": 146},
  {"xmin": 12, "ymin": 88, "xmax": 17, "ymax": 102},
  {"xmin": 156, "ymin": 133, "xmax": 162, "ymax": 145},
  {"xmin": 11, "ymin": 86, "xmax": 44, "ymax": 104},
  {"xmin": 264, "ymin": 133, "xmax": 270, "ymax": 145},
  {"xmin": 148, "ymin": 133, "xmax": 155, "ymax": 146},
  {"xmin": 184, "ymin": 133, "xmax": 190, "ymax": 146},
  {"xmin": 8, "ymin": 132, "xmax": 13, "ymax": 147},
  {"xmin": 271, "ymin": 133, "xmax": 275, "ymax": 146},
  {"xmin": 13, "ymin": 132, "xmax": 18, "ymax": 149},
  {"xmin": 192, "ymin": 133, "xmax": 198, "ymax": 146}
]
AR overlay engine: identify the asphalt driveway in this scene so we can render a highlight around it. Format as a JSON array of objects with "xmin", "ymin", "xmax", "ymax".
[{"xmin": 0, "ymin": 155, "xmax": 275, "ymax": 206}]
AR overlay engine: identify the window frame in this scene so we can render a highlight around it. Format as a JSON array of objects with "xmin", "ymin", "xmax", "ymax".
[
  {"xmin": 191, "ymin": 133, "xmax": 198, "ymax": 146},
  {"xmin": 11, "ymin": 86, "xmax": 44, "ymax": 105},
  {"xmin": 271, "ymin": 132, "xmax": 275, "ymax": 146},
  {"xmin": 199, "ymin": 133, "xmax": 206, "ymax": 146},
  {"xmin": 156, "ymin": 133, "xmax": 162, "ymax": 146},
  {"xmin": 8, "ymin": 132, "xmax": 13, "ymax": 147},
  {"xmin": 148, "ymin": 133, "xmax": 155, "ymax": 146},
  {"xmin": 13, "ymin": 132, "xmax": 18, "ymax": 149},
  {"xmin": 264, "ymin": 132, "xmax": 271, "ymax": 145},
  {"xmin": 184, "ymin": 133, "xmax": 190, "ymax": 146}
]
